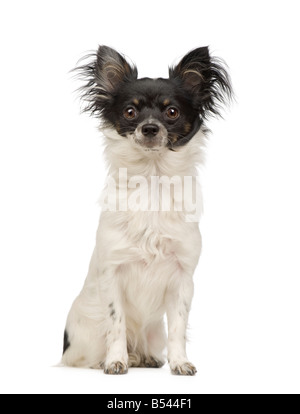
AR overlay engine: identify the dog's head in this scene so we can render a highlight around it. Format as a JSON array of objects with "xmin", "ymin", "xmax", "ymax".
[{"xmin": 76, "ymin": 46, "xmax": 232, "ymax": 151}]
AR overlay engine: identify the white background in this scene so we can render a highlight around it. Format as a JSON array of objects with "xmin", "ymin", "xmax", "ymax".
[{"xmin": 0, "ymin": 0, "xmax": 299, "ymax": 394}]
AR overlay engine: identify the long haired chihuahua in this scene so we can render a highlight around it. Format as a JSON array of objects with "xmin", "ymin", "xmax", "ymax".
[{"xmin": 62, "ymin": 45, "xmax": 232, "ymax": 375}]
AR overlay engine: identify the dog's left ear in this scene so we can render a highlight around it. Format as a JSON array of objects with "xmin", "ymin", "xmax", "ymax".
[{"xmin": 169, "ymin": 47, "xmax": 232, "ymax": 118}]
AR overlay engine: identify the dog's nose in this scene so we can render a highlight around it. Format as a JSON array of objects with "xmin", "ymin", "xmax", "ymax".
[{"xmin": 142, "ymin": 124, "xmax": 159, "ymax": 138}]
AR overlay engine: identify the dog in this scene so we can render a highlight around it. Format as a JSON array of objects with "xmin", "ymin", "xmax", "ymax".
[{"xmin": 62, "ymin": 45, "xmax": 232, "ymax": 375}]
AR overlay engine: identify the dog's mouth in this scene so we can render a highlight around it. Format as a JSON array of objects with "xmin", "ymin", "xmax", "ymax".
[
  {"xmin": 140, "ymin": 147, "xmax": 160, "ymax": 152},
  {"xmin": 128, "ymin": 120, "xmax": 169, "ymax": 152},
  {"xmin": 133, "ymin": 136, "xmax": 166, "ymax": 151}
]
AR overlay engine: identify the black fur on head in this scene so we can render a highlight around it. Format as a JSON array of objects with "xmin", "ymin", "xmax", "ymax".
[{"xmin": 75, "ymin": 45, "xmax": 232, "ymax": 148}]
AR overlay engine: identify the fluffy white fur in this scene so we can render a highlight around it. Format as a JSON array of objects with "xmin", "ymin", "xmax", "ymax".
[{"xmin": 62, "ymin": 127, "xmax": 205, "ymax": 375}]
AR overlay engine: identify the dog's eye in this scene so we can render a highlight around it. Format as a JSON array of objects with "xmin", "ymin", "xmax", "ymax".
[
  {"xmin": 166, "ymin": 107, "xmax": 180, "ymax": 120},
  {"xmin": 123, "ymin": 107, "xmax": 138, "ymax": 120}
]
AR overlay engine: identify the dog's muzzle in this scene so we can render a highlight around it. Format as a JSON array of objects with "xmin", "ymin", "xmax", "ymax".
[{"xmin": 132, "ymin": 119, "xmax": 168, "ymax": 150}]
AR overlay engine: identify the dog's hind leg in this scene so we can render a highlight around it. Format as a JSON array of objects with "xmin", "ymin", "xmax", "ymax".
[
  {"xmin": 61, "ymin": 295, "xmax": 106, "ymax": 368},
  {"xmin": 61, "ymin": 248, "xmax": 107, "ymax": 368},
  {"xmin": 143, "ymin": 320, "xmax": 166, "ymax": 367},
  {"xmin": 127, "ymin": 320, "xmax": 166, "ymax": 368}
]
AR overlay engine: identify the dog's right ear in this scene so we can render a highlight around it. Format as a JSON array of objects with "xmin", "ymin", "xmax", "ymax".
[
  {"xmin": 95, "ymin": 46, "xmax": 138, "ymax": 94},
  {"xmin": 75, "ymin": 45, "xmax": 138, "ymax": 116}
]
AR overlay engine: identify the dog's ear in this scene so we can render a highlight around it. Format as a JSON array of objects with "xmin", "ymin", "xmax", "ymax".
[
  {"xmin": 95, "ymin": 46, "xmax": 138, "ymax": 94},
  {"xmin": 169, "ymin": 47, "xmax": 232, "ymax": 118},
  {"xmin": 75, "ymin": 45, "xmax": 138, "ymax": 116}
]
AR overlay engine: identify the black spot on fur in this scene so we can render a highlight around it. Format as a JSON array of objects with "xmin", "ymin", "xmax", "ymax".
[
  {"xmin": 63, "ymin": 329, "xmax": 70, "ymax": 354},
  {"xmin": 110, "ymin": 308, "xmax": 116, "ymax": 320}
]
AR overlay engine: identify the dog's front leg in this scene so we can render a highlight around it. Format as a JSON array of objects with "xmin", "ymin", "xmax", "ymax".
[
  {"xmin": 102, "ymin": 271, "xmax": 128, "ymax": 375},
  {"xmin": 166, "ymin": 274, "xmax": 197, "ymax": 375}
]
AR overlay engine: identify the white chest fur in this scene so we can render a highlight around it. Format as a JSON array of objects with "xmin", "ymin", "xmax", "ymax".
[{"xmin": 62, "ymin": 128, "xmax": 205, "ymax": 374}]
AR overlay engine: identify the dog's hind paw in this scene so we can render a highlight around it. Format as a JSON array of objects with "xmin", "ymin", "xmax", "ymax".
[
  {"xmin": 104, "ymin": 361, "xmax": 128, "ymax": 375},
  {"xmin": 143, "ymin": 356, "xmax": 165, "ymax": 368}
]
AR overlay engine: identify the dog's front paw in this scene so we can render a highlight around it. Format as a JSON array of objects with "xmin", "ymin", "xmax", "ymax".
[
  {"xmin": 169, "ymin": 361, "xmax": 197, "ymax": 376},
  {"xmin": 104, "ymin": 361, "xmax": 128, "ymax": 375}
]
